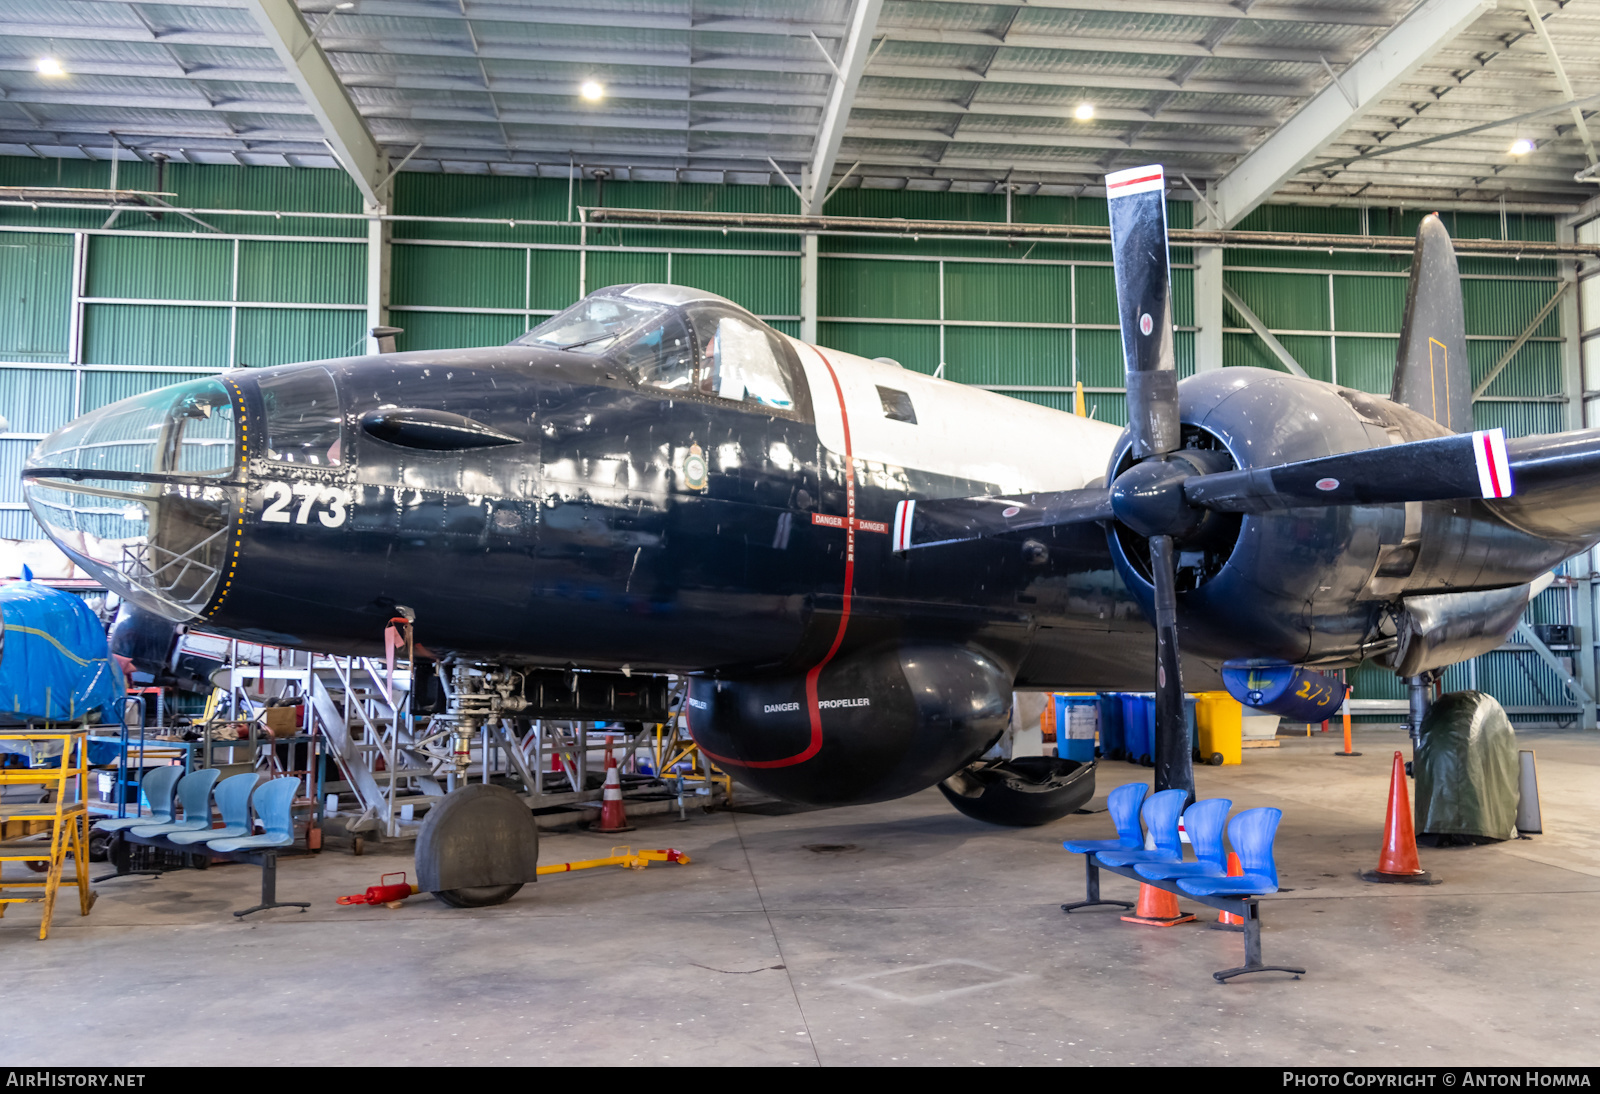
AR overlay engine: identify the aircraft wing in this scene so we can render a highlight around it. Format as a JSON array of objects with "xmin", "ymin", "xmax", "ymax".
[
  {"xmin": 891, "ymin": 488, "xmax": 1114, "ymax": 551},
  {"xmin": 895, "ymin": 426, "xmax": 1600, "ymax": 550}
]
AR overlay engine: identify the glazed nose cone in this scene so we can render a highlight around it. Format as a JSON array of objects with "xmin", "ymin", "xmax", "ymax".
[{"xmin": 24, "ymin": 376, "xmax": 241, "ymax": 620}]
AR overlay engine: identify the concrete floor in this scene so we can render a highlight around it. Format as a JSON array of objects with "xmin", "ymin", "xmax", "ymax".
[{"xmin": 2, "ymin": 725, "xmax": 1597, "ymax": 1066}]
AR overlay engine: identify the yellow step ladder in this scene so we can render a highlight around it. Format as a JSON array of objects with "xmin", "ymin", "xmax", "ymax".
[{"xmin": 0, "ymin": 728, "xmax": 95, "ymax": 939}]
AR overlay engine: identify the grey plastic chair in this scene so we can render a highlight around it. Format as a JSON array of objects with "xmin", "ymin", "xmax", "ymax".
[
  {"xmin": 168, "ymin": 772, "xmax": 258, "ymax": 845},
  {"xmin": 96, "ymin": 765, "xmax": 182, "ymax": 832},
  {"xmin": 208, "ymin": 776, "xmax": 299, "ymax": 854},
  {"xmin": 131, "ymin": 768, "xmax": 219, "ymax": 838},
  {"xmin": 206, "ymin": 776, "xmax": 310, "ymax": 918}
]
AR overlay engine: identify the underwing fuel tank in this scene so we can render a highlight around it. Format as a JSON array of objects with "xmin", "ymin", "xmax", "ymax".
[{"xmin": 686, "ymin": 642, "xmax": 1012, "ymax": 805}]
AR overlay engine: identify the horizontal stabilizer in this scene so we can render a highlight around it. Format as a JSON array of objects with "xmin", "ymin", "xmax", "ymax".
[{"xmin": 892, "ymin": 489, "xmax": 1114, "ymax": 552}]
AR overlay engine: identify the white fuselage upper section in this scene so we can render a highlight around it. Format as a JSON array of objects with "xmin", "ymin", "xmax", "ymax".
[{"xmin": 787, "ymin": 336, "xmax": 1124, "ymax": 494}]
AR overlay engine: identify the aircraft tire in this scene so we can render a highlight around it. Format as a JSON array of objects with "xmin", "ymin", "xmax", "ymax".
[
  {"xmin": 938, "ymin": 757, "xmax": 1096, "ymax": 828},
  {"xmin": 432, "ymin": 883, "xmax": 524, "ymax": 908}
]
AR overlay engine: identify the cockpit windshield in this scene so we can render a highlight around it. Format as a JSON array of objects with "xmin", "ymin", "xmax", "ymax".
[
  {"xmin": 513, "ymin": 286, "xmax": 802, "ymax": 418},
  {"xmin": 515, "ymin": 296, "xmax": 667, "ymax": 355}
]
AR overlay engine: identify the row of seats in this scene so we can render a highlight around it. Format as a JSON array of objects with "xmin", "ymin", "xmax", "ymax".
[
  {"xmin": 97, "ymin": 767, "xmax": 299, "ymax": 854},
  {"xmin": 1061, "ymin": 782, "xmax": 1304, "ymax": 982},
  {"xmin": 1064, "ymin": 783, "xmax": 1284, "ymax": 900}
]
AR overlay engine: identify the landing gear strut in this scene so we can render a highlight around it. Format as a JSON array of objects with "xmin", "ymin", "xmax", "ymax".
[{"xmin": 415, "ymin": 663, "xmax": 540, "ymax": 908}]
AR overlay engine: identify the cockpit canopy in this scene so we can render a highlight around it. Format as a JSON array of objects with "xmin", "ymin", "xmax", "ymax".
[{"xmin": 514, "ymin": 285, "xmax": 799, "ymax": 415}]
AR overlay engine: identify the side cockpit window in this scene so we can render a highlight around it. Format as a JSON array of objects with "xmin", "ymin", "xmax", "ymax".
[
  {"xmin": 692, "ymin": 311, "xmax": 795, "ymax": 412},
  {"xmin": 260, "ymin": 367, "xmax": 343, "ymax": 465},
  {"xmin": 877, "ymin": 386, "xmax": 917, "ymax": 424}
]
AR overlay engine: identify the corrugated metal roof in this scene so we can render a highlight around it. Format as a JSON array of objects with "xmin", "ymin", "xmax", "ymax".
[{"xmin": 0, "ymin": 0, "xmax": 1595, "ymax": 210}]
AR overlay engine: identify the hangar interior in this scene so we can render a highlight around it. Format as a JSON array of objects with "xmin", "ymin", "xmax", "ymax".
[{"xmin": 0, "ymin": 0, "xmax": 1599, "ymax": 1069}]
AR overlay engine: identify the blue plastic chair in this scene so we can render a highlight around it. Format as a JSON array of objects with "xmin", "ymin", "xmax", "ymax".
[
  {"xmin": 1096, "ymin": 788, "xmax": 1188, "ymax": 867},
  {"xmin": 168, "ymin": 773, "xmax": 258, "ymax": 845},
  {"xmin": 1179, "ymin": 807, "xmax": 1284, "ymax": 898},
  {"xmin": 207, "ymin": 777, "xmax": 299, "ymax": 854},
  {"xmin": 1062, "ymin": 782, "xmax": 1148, "ymax": 854},
  {"xmin": 130, "ymin": 768, "xmax": 219, "ymax": 838},
  {"xmin": 1135, "ymin": 797, "xmax": 1233, "ymax": 881},
  {"xmin": 96, "ymin": 765, "xmax": 183, "ymax": 832}
]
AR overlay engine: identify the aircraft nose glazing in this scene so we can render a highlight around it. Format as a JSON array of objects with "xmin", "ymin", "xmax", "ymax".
[{"xmin": 22, "ymin": 376, "xmax": 246, "ymax": 621}]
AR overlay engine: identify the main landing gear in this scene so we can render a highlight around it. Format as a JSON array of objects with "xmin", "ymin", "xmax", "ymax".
[{"xmin": 938, "ymin": 757, "xmax": 1096, "ymax": 827}]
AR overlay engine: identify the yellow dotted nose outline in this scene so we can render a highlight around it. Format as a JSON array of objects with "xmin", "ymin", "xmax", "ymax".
[{"xmin": 203, "ymin": 376, "xmax": 250, "ymax": 620}]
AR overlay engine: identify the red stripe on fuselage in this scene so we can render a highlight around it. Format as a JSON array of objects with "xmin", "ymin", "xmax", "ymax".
[{"xmin": 698, "ymin": 344, "xmax": 855, "ymax": 770}]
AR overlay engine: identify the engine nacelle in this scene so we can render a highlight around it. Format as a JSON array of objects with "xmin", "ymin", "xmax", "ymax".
[
  {"xmin": 1108, "ymin": 368, "xmax": 1576, "ymax": 668},
  {"xmin": 686, "ymin": 642, "xmax": 1011, "ymax": 805}
]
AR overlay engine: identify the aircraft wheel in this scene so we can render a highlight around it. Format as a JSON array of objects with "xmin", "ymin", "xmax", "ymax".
[
  {"xmin": 432, "ymin": 884, "xmax": 524, "ymax": 909},
  {"xmin": 938, "ymin": 758, "xmax": 1096, "ymax": 827},
  {"xmin": 416, "ymin": 784, "xmax": 539, "ymax": 907}
]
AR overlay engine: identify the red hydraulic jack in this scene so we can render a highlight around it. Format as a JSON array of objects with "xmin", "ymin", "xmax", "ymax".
[{"xmin": 337, "ymin": 872, "xmax": 421, "ymax": 908}]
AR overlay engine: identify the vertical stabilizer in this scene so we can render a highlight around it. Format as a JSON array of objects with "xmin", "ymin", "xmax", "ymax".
[{"xmin": 1391, "ymin": 214, "xmax": 1472, "ymax": 432}]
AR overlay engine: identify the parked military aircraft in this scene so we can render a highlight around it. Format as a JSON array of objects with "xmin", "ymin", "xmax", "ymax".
[{"xmin": 21, "ymin": 165, "xmax": 1600, "ymax": 906}]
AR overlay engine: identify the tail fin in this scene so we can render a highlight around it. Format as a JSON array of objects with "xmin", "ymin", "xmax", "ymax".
[{"xmin": 1391, "ymin": 213, "xmax": 1472, "ymax": 432}]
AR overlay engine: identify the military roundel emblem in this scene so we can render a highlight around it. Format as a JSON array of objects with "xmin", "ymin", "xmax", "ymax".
[{"xmin": 682, "ymin": 443, "xmax": 708, "ymax": 491}]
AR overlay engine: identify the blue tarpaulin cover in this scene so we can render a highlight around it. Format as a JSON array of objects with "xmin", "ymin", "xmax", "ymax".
[{"xmin": 0, "ymin": 578, "xmax": 124, "ymax": 723}]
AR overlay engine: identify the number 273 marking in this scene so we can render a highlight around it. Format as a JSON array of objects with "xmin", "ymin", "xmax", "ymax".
[{"xmin": 261, "ymin": 481, "xmax": 352, "ymax": 528}]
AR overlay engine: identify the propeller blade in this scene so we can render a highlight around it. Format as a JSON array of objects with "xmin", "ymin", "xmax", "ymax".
[
  {"xmin": 1148, "ymin": 535, "xmax": 1194, "ymax": 800},
  {"xmin": 891, "ymin": 488, "xmax": 1114, "ymax": 552},
  {"xmin": 1185, "ymin": 428, "xmax": 1514, "ymax": 513},
  {"xmin": 1107, "ymin": 165, "xmax": 1179, "ymax": 459}
]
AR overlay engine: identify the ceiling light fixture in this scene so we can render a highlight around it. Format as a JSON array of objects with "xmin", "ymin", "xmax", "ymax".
[
  {"xmin": 581, "ymin": 81, "xmax": 605, "ymax": 102},
  {"xmin": 37, "ymin": 57, "xmax": 65, "ymax": 77},
  {"xmin": 1509, "ymin": 137, "xmax": 1534, "ymax": 155},
  {"xmin": 1074, "ymin": 102, "xmax": 1095, "ymax": 121}
]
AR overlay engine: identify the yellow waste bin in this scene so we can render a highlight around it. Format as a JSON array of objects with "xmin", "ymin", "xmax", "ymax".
[{"xmin": 1194, "ymin": 691, "xmax": 1243, "ymax": 766}]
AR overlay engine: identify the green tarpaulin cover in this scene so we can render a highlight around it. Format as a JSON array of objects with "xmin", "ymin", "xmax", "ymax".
[{"xmin": 1415, "ymin": 691, "xmax": 1519, "ymax": 843}]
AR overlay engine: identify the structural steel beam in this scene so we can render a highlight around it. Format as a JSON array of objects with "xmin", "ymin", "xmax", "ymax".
[
  {"xmin": 1472, "ymin": 282, "xmax": 1570, "ymax": 398},
  {"xmin": 1517, "ymin": 0, "xmax": 1597, "ymax": 165},
  {"xmin": 808, "ymin": 0, "xmax": 883, "ymax": 213},
  {"xmin": 1515, "ymin": 622, "xmax": 1596, "ymax": 708},
  {"xmin": 1221, "ymin": 284, "xmax": 1309, "ymax": 378},
  {"xmin": 244, "ymin": 0, "xmax": 389, "ymax": 207},
  {"xmin": 1211, "ymin": 0, "xmax": 1493, "ymax": 228}
]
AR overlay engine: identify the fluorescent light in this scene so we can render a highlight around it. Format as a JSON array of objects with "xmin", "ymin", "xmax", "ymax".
[
  {"xmin": 36, "ymin": 57, "xmax": 65, "ymax": 77},
  {"xmin": 1074, "ymin": 102, "xmax": 1095, "ymax": 121},
  {"xmin": 1509, "ymin": 138, "xmax": 1534, "ymax": 155},
  {"xmin": 580, "ymin": 81, "xmax": 605, "ymax": 101}
]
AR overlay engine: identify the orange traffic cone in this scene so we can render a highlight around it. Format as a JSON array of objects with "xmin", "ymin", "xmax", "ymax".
[
  {"xmin": 1361, "ymin": 750, "xmax": 1436, "ymax": 884},
  {"xmin": 1121, "ymin": 883, "xmax": 1196, "ymax": 927},
  {"xmin": 1216, "ymin": 851, "xmax": 1245, "ymax": 927},
  {"xmin": 595, "ymin": 735, "xmax": 634, "ymax": 834}
]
